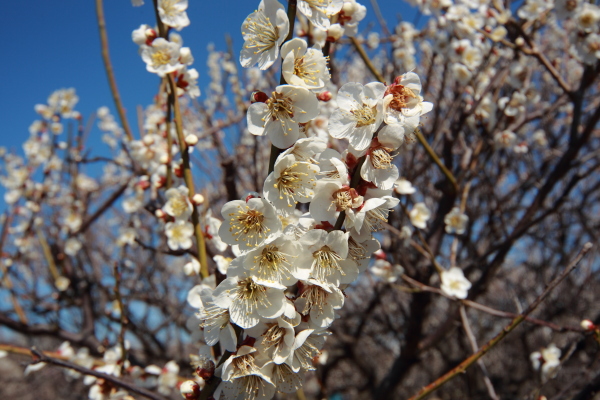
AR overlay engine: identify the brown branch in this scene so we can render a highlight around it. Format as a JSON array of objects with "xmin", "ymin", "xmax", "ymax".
[
  {"xmin": 30, "ymin": 348, "xmax": 167, "ymax": 400},
  {"xmin": 95, "ymin": 0, "xmax": 134, "ymax": 141}
]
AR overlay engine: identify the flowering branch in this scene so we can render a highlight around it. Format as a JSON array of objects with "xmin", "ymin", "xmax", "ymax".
[{"xmin": 407, "ymin": 242, "xmax": 593, "ymax": 400}]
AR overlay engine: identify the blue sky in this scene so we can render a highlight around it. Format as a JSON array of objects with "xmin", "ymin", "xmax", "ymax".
[{"xmin": 0, "ymin": 0, "xmax": 415, "ymax": 156}]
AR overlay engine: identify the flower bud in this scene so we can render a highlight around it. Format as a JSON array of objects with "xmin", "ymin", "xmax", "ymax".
[
  {"xmin": 251, "ymin": 91, "xmax": 268, "ymax": 103},
  {"xmin": 155, "ymin": 209, "xmax": 166, "ymax": 219},
  {"xmin": 317, "ymin": 91, "xmax": 332, "ymax": 102},
  {"xmin": 159, "ymin": 154, "xmax": 170, "ymax": 164},
  {"xmin": 515, "ymin": 37, "xmax": 525, "ymax": 47},
  {"xmin": 179, "ymin": 380, "xmax": 200, "ymax": 399},
  {"xmin": 195, "ymin": 359, "xmax": 215, "ymax": 381},
  {"xmin": 327, "ymin": 24, "xmax": 344, "ymax": 42},
  {"xmin": 185, "ymin": 134, "xmax": 199, "ymax": 146},
  {"xmin": 180, "ymin": 47, "xmax": 194, "ymax": 65},
  {"xmin": 342, "ymin": 1, "xmax": 357, "ymax": 15},
  {"xmin": 192, "ymin": 194, "xmax": 205, "ymax": 205},
  {"xmin": 581, "ymin": 319, "xmax": 596, "ymax": 331}
]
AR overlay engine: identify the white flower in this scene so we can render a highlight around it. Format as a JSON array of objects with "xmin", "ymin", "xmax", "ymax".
[
  {"xmin": 518, "ymin": 0, "xmax": 554, "ymax": 20},
  {"xmin": 338, "ymin": 0, "xmax": 367, "ymax": 37},
  {"xmin": 394, "ymin": 178, "xmax": 416, "ymax": 195},
  {"xmin": 141, "ymin": 38, "xmax": 182, "ymax": 77},
  {"xmin": 158, "ymin": 0, "xmax": 190, "ymax": 31},
  {"xmin": 195, "ymin": 286, "xmax": 237, "ymax": 352},
  {"xmin": 64, "ymin": 237, "xmax": 82, "ymax": 256},
  {"xmin": 163, "ymin": 185, "xmax": 193, "ymax": 220},
  {"xmin": 360, "ymin": 124, "xmax": 405, "ymax": 190},
  {"xmin": 218, "ymin": 197, "xmax": 282, "ymax": 248},
  {"xmin": 263, "ymin": 154, "xmax": 319, "ymax": 214},
  {"xmin": 309, "ymin": 179, "xmax": 362, "ymax": 223},
  {"xmin": 213, "ymin": 255, "xmax": 232, "ymax": 275},
  {"xmin": 444, "ymin": 207, "xmax": 468, "ymax": 234},
  {"xmin": 184, "ymin": 257, "xmax": 201, "ymax": 275},
  {"xmin": 165, "ymin": 220, "xmax": 194, "ymax": 250},
  {"xmin": 247, "ymin": 85, "xmax": 319, "ymax": 149},
  {"xmin": 205, "ymin": 209, "xmax": 228, "ymax": 252},
  {"xmin": 371, "ymin": 260, "xmax": 404, "ymax": 283},
  {"xmin": 440, "ymin": 267, "xmax": 472, "ymax": 299},
  {"xmin": 297, "ymin": 0, "xmax": 344, "ymax": 30},
  {"xmin": 240, "ymin": 0, "xmax": 290, "ymax": 70},
  {"xmin": 246, "ymin": 317, "xmax": 297, "ymax": 364},
  {"xmin": 217, "ymin": 346, "xmax": 276, "ymax": 400},
  {"xmin": 494, "ymin": 130, "xmax": 517, "ymax": 149},
  {"xmin": 298, "ymin": 229, "xmax": 357, "ymax": 286},
  {"xmin": 347, "ymin": 193, "xmax": 399, "ymax": 239},
  {"xmin": 213, "ymin": 275, "xmax": 286, "ymax": 329},
  {"xmin": 329, "ymin": 82, "xmax": 385, "ymax": 151},
  {"xmin": 409, "ymin": 202, "xmax": 431, "ymax": 229},
  {"xmin": 295, "ymin": 282, "xmax": 345, "ymax": 328},
  {"xmin": 281, "ymin": 38, "xmax": 330, "ymax": 90},
  {"xmin": 383, "ymin": 72, "xmax": 433, "ymax": 125},
  {"xmin": 531, "ymin": 344, "xmax": 561, "ymax": 382},
  {"xmin": 243, "ymin": 234, "xmax": 309, "ymax": 287},
  {"xmin": 575, "ymin": 3, "xmax": 600, "ymax": 33}
]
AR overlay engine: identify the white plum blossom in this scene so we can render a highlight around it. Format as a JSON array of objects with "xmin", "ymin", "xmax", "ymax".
[
  {"xmin": 295, "ymin": 282, "xmax": 345, "ymax": 328},
  {"xmin": 247, "ymin": 85, "xmax": 319, "ymax": 149},
  {"xmin": 338, "ymin": 0, "xmax": 367, "ymax": 36},
  {"xmin": 531, "ymin": 344, "xmax": 562, "ymax": 382},
  {"xmin": 263, "ymin": 154, "xmax": 319, "ymax": 214},
  {"xmin": 440, "ymin": 267, "xmax": 472, "ymax": 299},
  {"xmin": 141, "ymin": 38, "xmax": 182, "ymax": 77},
  {"xmin": 360, "ymin": 124, "xmax": 405, "ymax": 190},
  {"xmin": 243, "ymin": 234, "xmax": 309, "ymax": 287},
  {"xmin": 165, "ymin": 220, "xmax": 194, "ymax": 250},
  {"xmin": 371, "ymin": 259, "xmax": 404, "ymax": 283},
  {"xmin": 217, "ymin": 346, "xmax": 276, "ymax": 400},
  {"xmin": 494, "ymin": 130, "xmax": 517, "ymax": 149},
  {"xmin": 444, "ymin": 207, "xmax": 468, "ymax": 234},
  {"xmin": 409, "ymin": 202, "xmax": 431, "ymax": 229},
  {"xmin": 218, "ymin": 197, "xmax": 282, "ymax": 248},
  {"xmin": 213, "ymin": 275, "xmax": 287, "ymax": 329},
  {"xmin": 297, "ymin": 0, "xmax": 344, "ymax": 30},
  {"xmin": 298, "ymin": 229, "xmax": 357, "ymax": 286},
  {"xmin": 518, "ymin": 0, "xmax": 554, "ymax": 20},
  {"xmin": 163, "ymin": 185, "xmax": 193, "ymax": 220},
  {"xmin": 309, "ymin": 179, "xmax": 362, "ymax": 224},
  {"xmin": 383, "ymin": 72, "xmax": 433, "ymax": 125},
  {"xmin": 394, "ymin": 177, "xmax": 416, "ymax": 195},
  {"xmin": 195, "ymin": 286, "xmax": 237, "ymax": 352},
  {"xmin": 240, "ymin": 0, "xmax": 290, "ymax": 70},
  {"xmin": 329, "ymin": 82, "xmax": 386, "ymax": 151},
  {"xmin": 158, "ymin": 0, "xmax": 190, "ymax": 31},
  {"xmin": 281, "ymin": 38, "xmax": 330, "ymax": 90}
]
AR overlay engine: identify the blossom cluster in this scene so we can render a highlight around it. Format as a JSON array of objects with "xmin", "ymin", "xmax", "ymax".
[{"xmin": 182, "ymin": 1, "xmax": 440, "ymax": 398}]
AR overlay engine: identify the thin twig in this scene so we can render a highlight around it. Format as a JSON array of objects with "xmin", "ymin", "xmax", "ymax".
[
  {"xmin": 407, "ymin": 242, "xmax": 593, "ymax": 400},
  {"xmin": 95, "ymin": 0, "xmax": 134, "ymax": 141},
  {"xmin": 30, "ymin": 348, "xmax": 167, "ymax": 400},
  {"xmin": 459, "ymin": 305, "xmax": 500, "ymax": 400}
]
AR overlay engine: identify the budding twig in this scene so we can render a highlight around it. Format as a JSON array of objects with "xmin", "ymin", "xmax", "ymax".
[{"xmin": 407, "ymin": 242, "xmax": 593, "ymax": 400}]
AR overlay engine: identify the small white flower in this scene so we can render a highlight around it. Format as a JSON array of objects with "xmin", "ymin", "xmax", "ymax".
[
  {"xmin": 165, "ymin": 220, "xmax": 194, "ymax": 250},
  {"xmin": 263, "ymin": 154, "xmax": 319, "ymax": 214},
  {"xmin": 440, "ymin": 267, "xmax": 472, "ymax": 299},
  {"xmin": 444, "ymin": 207, "xmax": 468, "ymax": 235},
  {"xmin": 409, "ymin": 202, "xmax": 431, "ymax": 229},
  {"xmin": 383, "ymin": 72, "xmax": 433, "ymax": 125},
  {"xmin": 247, "ymin": 85, "xmax": 319, "ymax": 149},
  {"xmin": 531, "ymin": 344, "xmax": 562, "ymax": 382},
  {"xmin": 240, "ymin": 0, "xmax": 290, "ymax": 70},
  {"xmin": 141, "ymin": 38, "xmax": 182, "ymax": 77},
  {"xmin": 213, "ymin": 275, "xmax": 286, "ymax": 329},
  {"xmin": 295, "ymin": 281, "xmax": 345, "ymax": 328},
  {"xmin": 183, "ymin": 257, "xmax": 201, "ymax": 275},
  {"xmin": 163, "ymin": 185, "xmax": 193, "ymax": 220},
  {"xmin": 297, "ymin": 0, "xmax": 344, "ymax": 29},
  {"xmin": 371, "ymin": 260, "xmax": 404, "ymax": 283},
  {"xmin": 298, "ymin": 229, "xmax": 357, "ymax": 286},
  {"xmin": 360, "ymin": 124, "xmax": 405, "ymax": 190},
  {"xmin": 217, "ymin": 346, "xmax": 276, "ymax": 400},
  {"xmin": 329, "ymin": 82, "xmax": 385, "ymax": 151},
  {"xmin": 394, "ymin": 178, "xmax": 416, "ymax": 195},
  {"xmin": 281, "ymin": 38, "xmax": 330, "ymax": 90},
  {"xmin": 494, "ymin": 130, "xmax": 517, "ymax": 149},
  {"xmin": 64, "ymin": 237, "xmax": 82, "ymax": 256},
  {"xmin": 158, "ymin": 0, "xmax": 190, "ymax": 31},
  {"xmin": 218, "ymin": 197, "xmax": 282, "ymax": 248}
]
